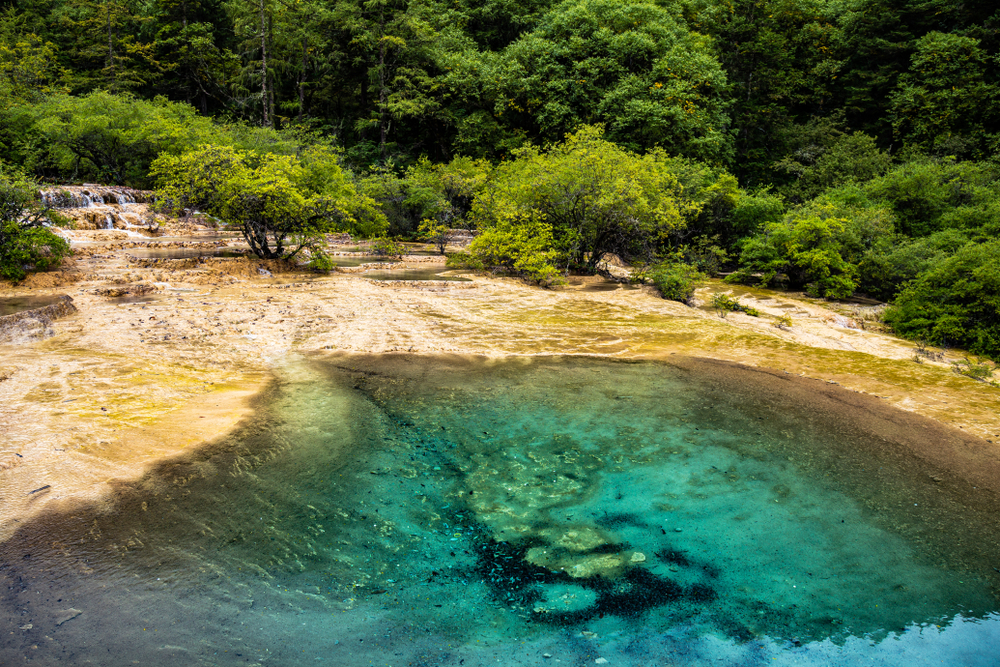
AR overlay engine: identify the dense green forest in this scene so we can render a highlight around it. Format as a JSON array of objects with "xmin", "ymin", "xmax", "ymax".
[{"xmin": 1, "ymin": 0, "xmax": 999, "ymax": 358}]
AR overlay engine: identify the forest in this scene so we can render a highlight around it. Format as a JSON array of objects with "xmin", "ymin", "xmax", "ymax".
[{"xmin": 1, "ymin": 0, "xmax": 999, "ymax": 358}]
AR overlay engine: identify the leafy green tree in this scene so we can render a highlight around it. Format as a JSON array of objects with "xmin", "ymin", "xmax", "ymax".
[
  {"xmin": 147, "ymin": 0, "xmax": 236, "ymax": 113},
  {"xmin": 885, "ymin": 240, "xmax": 1000, "ymax": 360},
  {"xmin": 403, "ymin": 156, "xmax": 491, "ymax": 227},
  {"xmin": 329, "ymin": 0, "xmax": 450, "ymax": 158},
  {"xmin": 0, "ymin": 168, "xmax": 70, "ymax": 281},
  {"xmin": 490, "ymin": 0, "xmax": 732, "ymax": 162},
  {"xmin": 470, "ymin": 126, "xmax": 696, "ymax": 273},
  {"xmin": 864, "ymin": 157, "xmax": 1000, "ymax": 238},
  {"xmin": 857, "ymin": 228, "xmax": 970, "ymax": 301},
  {"xmin": 889, "ymin": 31, "xmax": 999, "ymax": 158},
  {"xmin": 685, "ymin": 0, "xmax": 843, "ymax": 183},
  {"xmin": 52, "ymin": 0, "xmax": 157, "ymax": 93},
  {"xmin": 15, "ymin": 91, "xmax": 218, "ymax": 186},
  {"xmin": 730, "ymin": 190, "xmax": 895, "ymax": 298},
  {"xmin": 0, "ymin": 33, "xmax": 67, "ymax": 104},
  {"xmin": 152, "ymin": 143, "xmax": 386, "ymax": 259},
  {"xmin": 774, "ymin": 130, "xmax": 892, "ymax": 202}
]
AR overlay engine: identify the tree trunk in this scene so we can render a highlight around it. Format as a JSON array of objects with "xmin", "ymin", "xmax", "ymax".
[
  {"xmin": 259, "ymin": 0, "xmax": 271, "ymax": 128},
  {"xmin": 379, "ymin": 39, "xmax": 387, "ymax": 158},
  {"xmin": 106, "ymin": 7, "xmax": 115, "ymax": 80},
  {"xmin": 298, "ymin": 43, "xmax": 308, "ymax": 121}
]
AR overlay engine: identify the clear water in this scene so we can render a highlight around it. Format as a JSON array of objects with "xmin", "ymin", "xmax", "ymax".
[
  {"xmin": 0, "ymin": 295, "xmax": 62, "ymax": 316},
  {"xmin": 361, "ymin": 265, "xmax": 471, "ymax": 282},
  {"xmin": 2, "ymin": 355, "xmax": 999, "ymax": 666},
  {"xmin": 126, "ymin": 247, "xmax": 249, "ymax": 259}
]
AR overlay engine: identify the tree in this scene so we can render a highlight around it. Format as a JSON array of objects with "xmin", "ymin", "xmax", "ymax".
[
  {"xmin": 0, "ymin": 168, "xmax": 70, "ymax": 282},
  {"xmin": 469, "ymin": 125, "xmax": 697, "ymax": 274},
  {"xmin": 18, "ymin": 91, "xmax": 218, "ymax": 186},
  {"xmin": 885, "ymin": 240, "xmax": 1000, "ymax": 360},
  {"xmin": 684, "ymin": 0, "xmax": 842, "ymax": 183},
  {"xmin": 489, "ymin": 0, "xmax": 732, "ymax": 162},
  {"xmin": 774, "ymin": 130, "xmax": 892, "ymax": 202},
  {"xmin": 889, "ymin": 31, "xmax": 999, "ymax": 158},
  {"xmin": 730, "ymin": 190, "xmax": 895, "ymax": 298},
  {"xmin": 152, "ymin": 143, "xmax": 386, "ymax": 260},
  {"xmin": 52, "ymin": 0, "xmax": 157, "ymax": 93},
  {"xmin": 147, "ymin": 0, "xmax": 237, "ymax": 113}
]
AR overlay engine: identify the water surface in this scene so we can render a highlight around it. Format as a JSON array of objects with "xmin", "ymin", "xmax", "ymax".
[
  {"xmin": 2, "ymin": 355, "xmax": 998, "ymax": 666},
  {"xmin": 0, "ymin": 295, "xmax": 63, "ymax": 316}
]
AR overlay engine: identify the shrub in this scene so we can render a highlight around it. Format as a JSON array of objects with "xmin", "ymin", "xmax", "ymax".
[
  {"xmin": 884, "ymin": 240, "xmax": 1000, "ymax": 360},
  {"xmin": 466, "ymin": 212, "xmax": 563, "ymax": 285},
  {"xmin": 0, "ymin": 169, "xmax": 70, "ymax": 281},
  {"xmin": 650, "ymin": 260, "xmax": 705, "ymax": 304},
  {"xmin": 152, "ymin": 144, "xmax": 386, "ymax": 260},
  {"xmin": 712, "ymin": 293, "xmax": 760, "ymax": 317},
  {"xmin": 370, "ymin": 235, "xmax": 406, "ymax": 259}
]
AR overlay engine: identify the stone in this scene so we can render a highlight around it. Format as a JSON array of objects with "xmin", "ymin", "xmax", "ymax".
[{"xmin": 53, "ymin": 608, "xmax": 82, "ymax": 626}]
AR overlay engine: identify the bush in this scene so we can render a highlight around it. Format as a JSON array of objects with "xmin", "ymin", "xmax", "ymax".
[
  {"xmin": 466, "ymin": 212, "xmax": 564, "ymax": 285},
  {"xmin": 370, "ymin": 235, "xmax": 406, "ymax": 259},
  {"xmin": 650, "ymin": 260, "xmax": 705, "ymax": 304},
  {"xmin": 469, "ymin": 126, "xmax": 694, "ymax": 272},
  {"xmin": 0, "ymin": 169, "xmax": 70, "ymax": 281},
  {"xmin": 884, "ymin": 240, "xmax": 1000, "ymax": 360},
  {"xmin": 152, "ymin": 144, "xmax": 386, "ymax": 260},
  {"xmin": 730, "ymin": 191, "xmax": 895, "ymax": 299},
  {"xmin": 712, "ymin": 293, "xmax": 760, "ymax": 317}
]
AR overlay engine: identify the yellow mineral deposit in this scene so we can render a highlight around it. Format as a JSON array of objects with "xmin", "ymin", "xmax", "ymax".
[{"xmin": 2, "ymin": 212, "xmax": 999, "ymax": 543}]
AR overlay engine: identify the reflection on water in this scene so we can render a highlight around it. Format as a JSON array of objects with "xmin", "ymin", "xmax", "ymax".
[
  {"xmin": 362, "ymin": 265, "xmax": 471, "ymax": 281},
  {"xmin": 126, "ymin": 246, "xmax": 249, "ymax": 259},
  {"xmin": 2, "ymin": 355, "xmax": 999, "ymax": 666},
  {"xmin": 0, "ymin": 295, "xmax": 62, "ymax": 316}
]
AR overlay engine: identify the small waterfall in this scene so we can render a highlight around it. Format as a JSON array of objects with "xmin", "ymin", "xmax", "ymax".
[
  {"xmin": 105, "ymin": 214, "xmax": 114, "ymax": 230},
  {"xmin": 81, "ymin": 194, "xmax": 92, "ymax": 207}
]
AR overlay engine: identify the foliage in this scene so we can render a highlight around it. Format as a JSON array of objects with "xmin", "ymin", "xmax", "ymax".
[
  {"xmin": 404, "ymin": 156, "xmax": 492, "ymax": 228},
  {"xmin": 730, "ymin": 191, "xmax": 895, "ymax": 299},
  {"xmin": 152, "ymin": 144, "xmax": 385, "ymax": 259},
  {"xmin": 884, "ymin": 240, "xmax": 1000, "ymax": 361},
  {"xmin": 470, "ymin": 126, "xmax": 696, "ymax": 272},
  {"xmin": 0, "ymin": 168, "xmax": 71, "ymax": 281},
  {"xmin": 369, "ymin": 235, "xmax": 406, "ymax": 258},
  {"xmin": 490, "ymin": 0, "xmax": 732, "ymax": 163},
  {"xmin": 774, "ymin": 131, "xmax": 892, "ymax": 203},
  {"xmin": 889, "ymin": 32, "xmax": 999, "ymax": 159},
  {"xmin": 649, "ymin": 259, "xmax": 704, "ymax": 304},
  {"xmin": 417, "ymin": 218, "xmax": 451, "ymax": 254},
  {"xmin": 711, "ymin": 292, "xmax": 759, "ymax": 317},
  {"xmin": 465, "ymin": 211, "xmax": 563, "ymax": 285},
  {"xmin": 863, "ymin": 157, "xmax": 1000, "ymax": 239},
  {"xmin": 949, "ymin": 357, "xmax": 997, "ymax": 386}
]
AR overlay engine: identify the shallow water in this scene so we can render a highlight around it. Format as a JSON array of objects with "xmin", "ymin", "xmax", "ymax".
[
  {"xmin": 361, "ymin": 265, "xmax": 471, "ymax": 281},
  {"xmin": 126, "ymin": 246, "xmax": 249, "ymax": 259},
  {"xmin": 2, "ymin": 355, "xmax": 999, "ymax": 666},
  {"xmin": 0, "ymin": 295, "xmax": 63, "ymax": 316}
]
